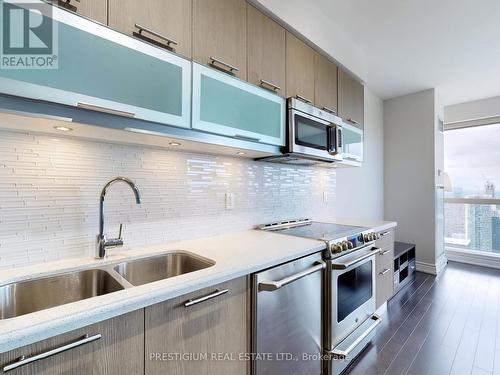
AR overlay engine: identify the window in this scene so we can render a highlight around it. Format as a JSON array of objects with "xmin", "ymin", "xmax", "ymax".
[{"xmin": 444, "ymin": 123, "xmax": 500, "ymax": 253}]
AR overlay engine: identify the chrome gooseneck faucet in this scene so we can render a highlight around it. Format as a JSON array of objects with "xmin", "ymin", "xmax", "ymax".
[{"xmin": 96, "ymin": 177, "xmax": 141, "ymax": 259}]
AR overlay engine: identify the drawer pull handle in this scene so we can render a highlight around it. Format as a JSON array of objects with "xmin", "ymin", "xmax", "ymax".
[
  {"xmin": 209, "ymin": 57, "xmax": 239, "ymax": 73},
  {"xmin": 322, "ymin": 106, "xmax": 337, "ymax": 114},
  {"xmin": 234, "ymin": 134, "xmax": 261, "ymax": 142},
  {"xmin": 346, "ymin": 118, "xmax": 358, "ymax": 125},
  {"xmin": 3, "ymin": 334, "xmax": 101, "ymax": 372},
  {"xmin": 379, "ymin": 268, "xmax": 390, "ymax": 276},
  {"xmin": 380, "ymin": 231, "xmax": 391, "ymax": 237},
  {"xmin": 295, "ymin": 95, "xmax": 312, "ymax": 104},
  {"xmin": 55, "ymin": 0, "xmax": 78, "ymax": 12},
  {"xmin": 77, "ymin": 102, "xmax": 135, "ymax": 118},
  {"xmin": 380, "ymin": 249, "xmax": 391, "ymax": 256},
  {"xmin": 259, "ymin": 262, "xmax": 326, "ymax": 292},
  {"xmin": 134, "ymin": 24, "xmax": 178, "ymax": 48},
  {"xmin": 259, "ymin": 79, "xmax": 281, "ymax": 92},
  {"xmin": 184, "ymin": 289, "xmax": 229, "ymax": 307}
]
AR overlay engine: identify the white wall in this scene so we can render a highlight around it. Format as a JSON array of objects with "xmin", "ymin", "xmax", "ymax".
[
  {"xmin": 445, "ymin": 95, "xmax": 500, "ymax": 123},
  {"xmin": 334, "ymin": 87, "xmax": 384, "ymax": 220},
  {"xmin": 384, "ymin": 89, "xmax": 439, "ymax": 270},
  {"xmin": 250, "ymin": 0, "xmax": 367, "ymax": 81}
]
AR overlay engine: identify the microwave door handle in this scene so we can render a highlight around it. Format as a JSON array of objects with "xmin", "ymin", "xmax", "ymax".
[{"xmin": 336, "ymin": 127, "xmax": 342, "ymax": 153}]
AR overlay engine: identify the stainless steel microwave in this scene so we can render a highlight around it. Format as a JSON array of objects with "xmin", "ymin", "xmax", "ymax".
[{"xmin": 258, "ymin": 98, "xmax": 344, "ymax": 166}]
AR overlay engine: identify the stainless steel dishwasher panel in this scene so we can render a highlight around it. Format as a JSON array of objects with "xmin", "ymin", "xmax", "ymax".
[{"xmin": 252, "ymin": 252, "xmax": 324, "ymax": 375}]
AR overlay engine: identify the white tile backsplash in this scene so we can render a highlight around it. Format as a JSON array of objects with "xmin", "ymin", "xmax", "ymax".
[{"xmin": 0, "ymin": 129, "xmax": 338, "ymax": 269}]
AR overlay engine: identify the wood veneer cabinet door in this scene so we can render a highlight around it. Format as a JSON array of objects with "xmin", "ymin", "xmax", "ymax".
[
  {"xmin": 0, "ymin": 310, "xmax": 144, "ymax": 375},
  {"xmin": 108, "ymin": 0, "xmax": 192, "ymax": 58},
  {"xmin": 285, "ymin": 31, "xmax": 315, "ymax": 104},
  {"xmin": 193, "ymin": 0, "xmax": 247, "ymax": 79},
  {"xmin": 52, "ymin": 0, "xmax": 107, "ymax": 24},
  {"xmin": 314, "ymin": 52, "xmax": 338, "ymax": 114},
  {"xmin": 247, "ymin": 4, "xmax": 286, "ymax": 96},
  {"xmin": 338, "ymin": 68, "xmax": 364, "ymax": 129},
  {"xmin": 145, "ymin": 277, "xmax": 250, "ymax": 375}
]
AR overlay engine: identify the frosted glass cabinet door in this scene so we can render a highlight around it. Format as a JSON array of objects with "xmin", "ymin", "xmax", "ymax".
[
  {"xmin": 192, "ymin": 63, "xmax": 285, "ymax": 146},
  {"xmin": 341, "ymin": 122, "xmax": 364, "ymax": 162},
  {"xmin": 0, "ymin": 1, "xmax": 191, "ymax": 128}
]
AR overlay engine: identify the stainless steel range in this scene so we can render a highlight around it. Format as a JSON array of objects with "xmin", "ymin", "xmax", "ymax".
[{"xmin": 259, "ymin": 219, "xmax": 383, "ymax": 375}]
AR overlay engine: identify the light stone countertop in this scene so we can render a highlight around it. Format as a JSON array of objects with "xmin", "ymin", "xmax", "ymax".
[{"xmin": 0, "ymin": 219, "xmax": 396, "ymax": 353}]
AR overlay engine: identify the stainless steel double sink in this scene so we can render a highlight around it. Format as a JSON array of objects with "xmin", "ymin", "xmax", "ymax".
[{"xmin": 0, "ymin": 252, "xmax": 215, "ymax": 320}]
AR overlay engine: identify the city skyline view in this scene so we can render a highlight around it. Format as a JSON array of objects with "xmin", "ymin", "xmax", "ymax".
[{"xmin": 444, "ymin": 123, "xmax": 500, "ymax": 253}]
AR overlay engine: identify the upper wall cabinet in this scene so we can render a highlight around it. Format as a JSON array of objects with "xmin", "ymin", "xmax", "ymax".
[
  {"xmin": 51, "ymin": 0, "xmax": 107, "ymax": 24},
  {"xmin": 314, "ymin": 52, "xmax": 338, "ymax": 115},
  {"xmin": 285, "ymin": 31, "xmax": 315, "ymax": 105},
  {"xmin": 108, "ymin": 0, "xmax": 192, "ymax": 59},
  {"xmin": 247, "ymin": 5, "xmax": 286, "ymax": 97},
  {"xmin": 0, "ymin": 4, "xmax": 192, "ymax": 129},
  {"xmin": 193, "ymin": 0, "xmax": 247, "ymax": 80},
  {"xmin": 192, "ymin": 63, "xmax": 285, "ymax": 146},
  {"xmin": 338, "ymin": 69, "xmax": 364, "ymax": 130}
]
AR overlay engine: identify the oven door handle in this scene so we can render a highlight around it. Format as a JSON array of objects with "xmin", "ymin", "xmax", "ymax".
[
  {"xmin": 332, "ymin": 247, "xmax": 381, "ymax": 270},
  {"xmin": 327, "ymin": 314, "xmax": 382, "ymax": 357},
  {"xmin": 258, "ymin": 261, "xmax": 326, "ymax": 292}
]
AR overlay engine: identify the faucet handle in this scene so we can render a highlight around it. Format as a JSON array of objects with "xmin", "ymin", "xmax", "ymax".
[{"xmin": 118, "ymin": 223, "xmax": 123, "ymax": 240}]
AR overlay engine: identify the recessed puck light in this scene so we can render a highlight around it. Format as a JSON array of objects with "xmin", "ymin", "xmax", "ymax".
[
  {"xmin": 53, "ymin": 126, "xmax": 73, "ymax": 132},
  {"xmin": 236, "ymin": 151, "xmax": 246, "ymax": 155},
  {"xmin": 169, "ymin": 142, "xmax": 181, "ymax": 146}
]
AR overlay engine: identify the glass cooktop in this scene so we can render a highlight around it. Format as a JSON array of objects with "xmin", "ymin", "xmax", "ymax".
[{"xmin": 271, "ymin": 221, "xmax": 367, "ymax": 241}]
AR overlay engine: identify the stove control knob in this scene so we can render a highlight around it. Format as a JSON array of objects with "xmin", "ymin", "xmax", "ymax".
[
  {"xmin": 341, "ymin": 241, "xmax": 349, "ymax": 251},
  {"xmin": 375, "ymin": 233, "xmax": 381, "ymax": 240},
  {"xmin": 363, "ymin": 234, "xmax": 370, "ymax": 242},
  {"xmin": 369, "ymin": 233, "xmax": 375, "ymax": 241},
  {"xmin": 332, "ymin": 244, "xmax": 342, "ymax": 254},
  {"xmin": 347, "ymin": 241, "xmax": 354, "ymax": 249}
]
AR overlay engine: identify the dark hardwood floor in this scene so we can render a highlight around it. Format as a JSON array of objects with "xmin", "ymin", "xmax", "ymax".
[{"xmin": 345, "ymin": 261, "xmax": 500, "ymax": 375}]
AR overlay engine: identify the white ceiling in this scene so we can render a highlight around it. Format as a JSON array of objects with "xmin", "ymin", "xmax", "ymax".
[{"xmin": 314, "ymin": 0, "xmax": 500, "ymax": 105}]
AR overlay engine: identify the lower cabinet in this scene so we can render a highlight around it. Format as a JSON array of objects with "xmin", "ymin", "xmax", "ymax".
[
  {"xmin": 375, "ymin": 228, "xmax": 395, "ymax": 308},
  {"xmin": 145, "ymin": 277, "xmax": 250, "ymax": 375},
  {"xmin": 0, "ymin": 310, "xmax": 144, "ymax": 375}
]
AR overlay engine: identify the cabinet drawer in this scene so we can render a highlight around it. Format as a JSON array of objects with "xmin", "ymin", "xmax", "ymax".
[
  {"xmin": 0, "ymin": 310, "xmax": 144, "ymax": 375},
  {"xmin": 376, "ymin": 247, "xmax": 394, "ymax": 274},
  {"xmin": 145, "ymin": 277, "xmax": 249, "ymax": 375},
  {"xmin": 376, "ymin": 267, "xmax": 394, "ymax": 308},
  {"xmin": 192, "ymin": 63, "xmax": 285, "ymax": 146},
  {"xmin": 376, "ymin": 228, "xmax": 395, "ymax": 251},
  {"xmin": 0, "ymin": 4, "xmax": 191, "ymax": 128}
]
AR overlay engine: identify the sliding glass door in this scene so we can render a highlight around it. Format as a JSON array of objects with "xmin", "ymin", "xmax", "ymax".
[{"xmin": 444, "ymin": 123, "xmax": 500, "ymax": 255}]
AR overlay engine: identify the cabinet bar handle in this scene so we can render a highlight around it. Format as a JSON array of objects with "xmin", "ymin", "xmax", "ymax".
[
  {"xmin": 380, "ymin": 231, "xmax": 391, "ymax": 237},
  {"xmin": 346, "ymin": 118, "xmax": 358, "ymax": 125},
  {"xmin": 379, "ymin": 268, "xmax": 390, "ymax": 276},
  {"xmin": 134, "ymin": 24, "xmax": 178, "ymax": 46},
  {"xmin": 55, "ymin": 0, "xmax": 77, "ymax": 12},
  {"xmin": 233, "ymin": 134, "xmax": 261, "ymax": 142},
  {"xmin": 295, "ymin": 95, "xmax": 312, "ymax": 104},
  {"xmin": 322, "ymin": 106, "xmax": 337, "ymax": 114},
  {"xmin": 209, "ymin": 57, "xmax": 239, "ymax": 73},
  {"xmin": 380, "ymin": 249, "xmax": 391, "ymax": 256},
  {"xmin": 259, "ymin": 79, "xmax": 281, "ymax": 92},
  {"xmin": 184, "ymin": 289, "xmax": 229, "ymax": 307},
  {"xmin": 77, "ymin": 102, "xmax": 135, "ymax": 118},
  {"xmin": 259, "ymin": 262, "xmax": 326, "ymax": 292},
  {"xmin": 3, "ymin": 334, "xmax": 102, "ymax": 372}
]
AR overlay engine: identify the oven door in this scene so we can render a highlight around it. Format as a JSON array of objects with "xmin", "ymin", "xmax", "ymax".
[
  {"xmin": 330, "ymin": 246, "xmax": 379, "ymax": 347},
  {"xmin": 288, "ymin": 109, "xmax": 340, "ymax": 160}
]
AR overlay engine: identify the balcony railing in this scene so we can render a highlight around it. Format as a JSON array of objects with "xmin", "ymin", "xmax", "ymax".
[{"xmin": 444, "ymin": 198, "xmax": 500, "ymax": 254}]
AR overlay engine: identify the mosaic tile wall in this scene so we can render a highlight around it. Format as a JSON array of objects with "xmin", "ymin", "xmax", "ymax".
[{"xmin": 0, "ymin": 129, "xmax": 338, "ymax": 269}]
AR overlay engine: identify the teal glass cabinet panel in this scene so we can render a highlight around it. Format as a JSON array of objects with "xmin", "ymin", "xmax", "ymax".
[
  {"xmin": 341, "ymin": 122, "xmax": 364, "ymax": 162},
  {"xmin": 192, "ymin": 63, "xmax": 285, "ymax": 146},
  {"xmin": 0, "ymin": 1, "xmax": 191, "ymax": 128}
]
